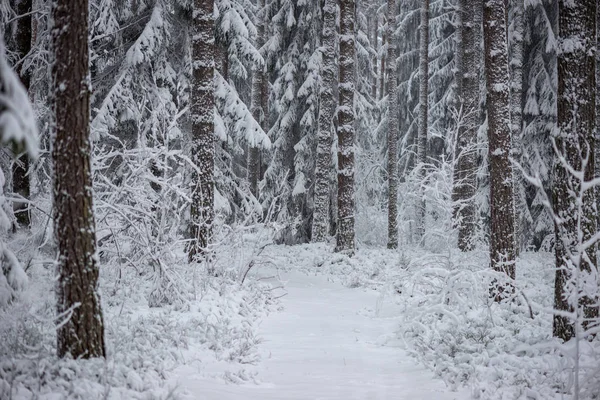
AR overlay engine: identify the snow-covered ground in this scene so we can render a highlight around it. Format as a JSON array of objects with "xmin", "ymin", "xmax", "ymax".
[
  {"xmin": 175, "ymin": 268, "xmax": 467, "ymax": 400},
  {"xmin": 2, "ymin": 235, "xmax": 599, "ymax": 399}
]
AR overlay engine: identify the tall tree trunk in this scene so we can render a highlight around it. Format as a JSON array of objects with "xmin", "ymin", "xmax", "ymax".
[
  {"xmin": 371, "ymin": 11, "xmax": 378, "ymax": 101},
  {"xmin": 415, "ymin": 0, "xmax": 429, "ymax": 242},
  {"xmin": 189, "ymin": 0, "xmax": 215, "ymax": 262},
  {"xmin": 12, "ymin": 0, "xmax": 32, "ymax": 229},
  {"xmin": 509, "ymin": 0, "xmax": 525, "ymax": 255},
  {"xmin": 248, "ymin": 0, "xmax": 266, "ymax": 199},
  {"xmin": 335, "ymin": 0, "xmax": 356, "ymax": 254},
  {"xmin": 483, "ymin": 0, "xmax": 516, "ymax": 298},
  {"xmin": 312, "ymin": 0, "xmax": 337, "ymax": 243},
  {"xmin": 386, "ymin": 0, "xmax": 398, "ymax": 249},
  {"xmin": 379, "ymin": 17, "xmax": 386, "ymax": 101},
  {"xmin": 52, "ymin": 0, "xmax": 105, "ymax": 359},
  {"xmin": 553, "ymin": 0, "xmax": 597, "ymax": 341},
  {"xmin": 452, "ymin": 0, "xmax": 481, "ymax": 251}
]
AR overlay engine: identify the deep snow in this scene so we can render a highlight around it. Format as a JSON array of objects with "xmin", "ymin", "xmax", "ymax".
[{"xmin": 174, "ymin": 268, "xmax": 467, "ymax": 399}]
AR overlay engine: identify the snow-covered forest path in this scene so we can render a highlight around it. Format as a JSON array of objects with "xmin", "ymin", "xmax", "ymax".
[{"xmin": 175, "ymin": 269, "xmax": 468, "ymax": 399}]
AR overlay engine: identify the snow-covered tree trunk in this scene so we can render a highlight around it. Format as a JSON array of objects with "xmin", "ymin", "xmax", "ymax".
[
  {"xmin": 483, "ymin": 0, "xmax": 516, "ymax": 292},
  {"xmin": 11, "ymin": 0, "xmax": 33, "ymax": 229},
  {"xmin": 379, "ymin": 16, "xmax": 386, "ymax": 101},
  {"xmin": 52, "ymin": 0, "xmax": 105, "ymax": 358},
  {"xmin": 312, "ymin": 0, "xmax": 337, "ymax": 243},
  {"xmin": 509, "ymin": 0, "xmax": 525, "ymax": 255},
  {"xmin": 248, "ymin": 0, "xmax": 265, "ymax": 199},
  {"xmin": 371, "ymin": 11, "xmax": 378, "ymax": 101},
  {"xmin": 335, "ymin": 0, "xmax": 356, "ymax": 254},
  {"xmin": 452, "ymin": 0, "xmax": 481, "ymax": 252},
  {"xmin": 415, "ymin": 0, "xmax": 429, "ymax": 242},
  {"xmin": 386, "ymin": 0, "xmax": 398, "ymax": 249},
  {"xmin": 189, "ymin": 0, "xmax": 215, "ymax": 261},
  {"xmin": 553, "ymin": 0, "xmax": 597, "ymax": 341}
]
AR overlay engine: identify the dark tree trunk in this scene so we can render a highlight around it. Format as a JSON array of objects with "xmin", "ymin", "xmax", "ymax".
[
  {"xmin": 452, "ymin": 0, "xmax": 481, "ymax": 251},
  {"xmin": 12, "ymin": 0, "xmax": 33, "ymax": 229},
  {"xmin": 509, "ymin": 0, "xmax": 525, "ymax": 255},
  {"xmin": 371, "ymin": 12, "xmax": 378, "ymax": 101},
  {"xmin": 247, "ymin": 0, "xmax": 266, "ymax": 199},
  {"xmin": 335, "ymin": 0, "xmax": 356, "ymax": 254},
  {"xmin": 379, "ymin": 17, "xmax": 386, "ymax": 101},
  {"xmin": 483, "ymin": 0, "xmax": 516, "ymax": 296},
  {"xmin": 312, "ymin": 0, "xmax": 337, "ymax": 242},
  {"xmin": 415, "ymin": 0, "xmax": 429, "ymax": 242},
  {"xmin": 386, "ymin": 0, "xmax": 398, "ymax": 249},
  {"xmin": 553, "ymin": 0, "xmax": 597, "ymax": 341},
  {"xmin": 52, "ymin": 0, "xmax": 105, "ymax": 358},
  {"xmin": 189, "ymin": 0, "xmax": 216, "ymax": 261}
]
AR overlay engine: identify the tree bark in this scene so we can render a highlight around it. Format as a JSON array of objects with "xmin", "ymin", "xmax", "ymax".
[
  {"xmin": 553, "ymin": 0, "xmax": 597, "ymax": 341},
  {"xmin": 452, "ymin": 0, "xmax": 481, "ymax": 251},
  {"xmin": 386, "ymin": 0, "xmax": 398, "ymax": 249},
  {"xmin": 483, "ymin": 0, "xmax": 516, "ymax": 294},
  {"xmin": 335, "ymin": 0, "xmax": 356, "ymax": 254},
  {"xmin": 248, "ymin": 0, "xmax": 266, "ymax": 199},
  {"xmin": 12, "ymin": 0, "xmax": 33, "ymax": 229},
  {"xmin": 509, "ymin": 0, "xmax": 525, "ymax": 255},
  {"xmin": 189, "ymin": 0, "xmax": 215, "ymax": 262},
  {"xmin": 379, "ymin": 17, "xmax": 386, "ymax": 101},
  {"xmin": 415, "ymin": 0, "xmax": 429, "ymax": 242},
  {"xmin": 312, "ymin": 0, "xmax": 337, "ymax": 243},
  {"xmin": 52, "ymin": 0, "xmax": 105, "ymax": 359}
]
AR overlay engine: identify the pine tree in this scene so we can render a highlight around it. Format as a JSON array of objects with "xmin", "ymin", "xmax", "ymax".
[
  {"xmin": 11, "ymin": 0, "xmax": 32, "ymax": 229},
  {"xmin": 312, "ymin": 0, "xmax": 337, "ymax": 243},
  {"xmin": 552, "ymin": 0, "xmax": 597, "ymax": 341},
  {"xmin": 52, "ymin": 0, "xmax": 105, "ymax": 358},
  {"xmin": 189, "ymin": 0, "xmax": 216, "ymax": 261},
  {"xmin": 386, "ymin": 0, "xmax": 399, "ymax": 249},
  {"xmin": 336, "ymin": 0, "xmax": 356, "ymax": 254},
  {"xmin": 483, "ymin": 0, "xmax": 516, "ymax": 292},
  {"xmin": 415, "ymin": 0, "xmax": 429, "ymax": 241},
  {"xmin": 452, "ymin": 0, "xmax": 481, "ymax": 251}
]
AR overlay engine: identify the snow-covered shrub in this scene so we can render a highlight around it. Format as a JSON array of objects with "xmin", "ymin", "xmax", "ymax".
[
  {"xmin": 397, "ymin": 250, "xmax": 600, "ymax": 399},
  {"xmin": 0, "ymin": 38, "xmax": 38, "ymax": 308}
]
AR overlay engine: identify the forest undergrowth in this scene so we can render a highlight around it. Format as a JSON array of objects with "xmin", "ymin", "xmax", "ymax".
[{"xmin": 0, "ymin": 217, "xmax": 279, "ymax": 400}]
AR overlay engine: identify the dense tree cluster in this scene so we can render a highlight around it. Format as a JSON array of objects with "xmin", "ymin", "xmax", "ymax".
[{"xmin": 0, "ymin": 0, "xmax": 597, "ymax": 363}]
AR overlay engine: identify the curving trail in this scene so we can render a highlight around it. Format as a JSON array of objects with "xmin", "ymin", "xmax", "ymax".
[{"xmin": 175, "ymin": 269, "xmax": 468, "ymax": 400}]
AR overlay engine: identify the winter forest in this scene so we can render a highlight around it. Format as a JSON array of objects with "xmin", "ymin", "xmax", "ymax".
[{"xmin": 0, "ymin": 0, "xmax": 600, "ymax": 398}]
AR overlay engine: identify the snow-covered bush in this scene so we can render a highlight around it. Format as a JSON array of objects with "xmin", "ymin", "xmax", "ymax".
[{"xmin": 397, "ymin": 250, "xmax": 600, "ymax": 399}]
